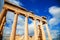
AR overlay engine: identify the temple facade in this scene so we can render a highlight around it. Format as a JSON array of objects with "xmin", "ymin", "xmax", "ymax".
[{"xmin": 0, "ymin": 0, "xmax": 52, "ymax": 40}]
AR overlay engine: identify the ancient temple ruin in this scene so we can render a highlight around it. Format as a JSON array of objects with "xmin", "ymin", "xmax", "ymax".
[{"xmin": 0, "ymin": 0, "xmax": 52, "ymax": 40}]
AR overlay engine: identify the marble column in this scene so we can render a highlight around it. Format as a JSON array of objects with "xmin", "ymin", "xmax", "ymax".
[
  {"xmin": 45, "ymin": 24, "xmax": 52, "ymax": 40},
  {"xmin": 38, "ymin": 25, "xmax": 41, "ymax": 40},
  {"xmin": 10, "ymin": 13, "xmax": 18, "ymax": 40},
  {"xmin": 0, "ymin": 16, "xmax": 6, "ymax": 40},
  {"xmin": 40, "ymin": 21, "xmax": 46, "ymax": 40},
  {"xmin": 34, "ymin": 19, "xmax": 38, "ymax": 40},
  {"xmin": 0, "ymin": 8, "xmax": 7, "ymax": 25},
  {"xmin": 25, "ymin": 16, "xmax": 28, "ymax": 40},
  {"xmin": 0, "ymin": 16, "xmax": 6, "ymax": 32}
]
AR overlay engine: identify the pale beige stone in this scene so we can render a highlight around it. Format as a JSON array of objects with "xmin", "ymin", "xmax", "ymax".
[
  {"xmin": 45, "ymin": 24, "xmax": 52, "ymax": 40},
  {"xmin": 10, "ymin": 14, "xmax": 18, "ymax": 40},
  {"xmin": 33, "ymin": 19, "xmax": 38, "ymax": 40},
  {"xmin": 0, "ymin": 8, "xmax": 7, "ymax": 25},
  {"xmin": 0, "ymin": 0, "xmax": 52, "ymax": 40},
  {"xmin": 24, "ymin": 16, "xmax": 28, "ymax": 40},
  {"xmin": 40, "ymin": 21, "xmax": 46, "ymax": 40}
]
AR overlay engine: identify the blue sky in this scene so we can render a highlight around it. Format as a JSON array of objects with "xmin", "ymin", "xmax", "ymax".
[
  {"xmin": 0, "ymin": 0, "xmax": 4, "ymax": 12},
  {"xmin": 0, "ymin": 0, "xmax": 60, "ymax": 40}
]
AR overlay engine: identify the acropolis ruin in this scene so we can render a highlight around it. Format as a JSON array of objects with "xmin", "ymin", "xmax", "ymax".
[{"xmin": 0, "ymin": 0, "xmax": 52, "ymax": 40}]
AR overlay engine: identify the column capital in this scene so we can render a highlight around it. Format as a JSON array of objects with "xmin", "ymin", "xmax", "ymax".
[
  {"xmin": 3, "ymin": 6, "xmax": 8, "ymax": 10},
  {"xmin": 33, "ymin": 17, "xmax": 38, "ymax": 40},
  {"xmin": 39, "ymin": 21, "xmax": 46, "ymax": 40},
  {"xmin": 25, "ymin": 14, "xmax": 29, "ymax": 18},
  {"xmin": 25, "ymin": 14, "xmax": 28, "ymax": 40},
  {"xmin": 33, "ymin": 16, "xmax": 37, "ymax": 20},
  {"xmin": 40, "ymin": 20, "xmax": 47, "ymax": 25},
  {"xmin": 14, "ymin": 11, "xmax": 19, "ymax": 15},
  {"xmin": 0, "ymin": 8, "xmax": 7, "ymax": 25}
]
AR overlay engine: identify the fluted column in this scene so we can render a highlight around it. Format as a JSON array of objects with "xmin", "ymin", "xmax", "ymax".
[
  {"xmin": 0, "ymin": 8, "xmax": 7, "ymax": 25},
  {"xmin": 25, "ymin": 16, "xmax": 28, "ymax": 40},
  {"xmin": 10, "ymin": 13, "xmax": 18, "ymax": 40},
  {"xmin": 40, "ymin": 21, "xmax": 46, "ymax": 40},
  {"xmin": 45, "ymin": 23, "xmax": 52, "ymax": 40},
  {"xmin": 33, "ymin": 19, "xmax": 38, "ymax": 40}
]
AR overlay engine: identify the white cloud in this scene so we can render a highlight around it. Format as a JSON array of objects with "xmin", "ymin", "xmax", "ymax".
[
  {"xmin": 46, "ymin": 6, "xmax": 60, "ymax": 39},
  {"xmin": 3, "ymin": 26, "xmax": 11, "ymax": 35},
  {"xmin": 49, "ymin": 6, "xmax": 60, "ymax": 18},
  {"xmin": 49, "ymin": 6, "xmax": 60, "ymax": 26},
  {"xmin": 7, "ymin": 0, "xmax": 23, "ymax": 6},
  {"xmin": 28, "ymin": 22, "xmax": 34, "ymax": 34},
  {"xmin": 8, "ymin": 0, "xmax": 19, "ymax": 6},
  {"xmin": 3, "ymin": 11, "xmax": 15, "ymax": 35},
  {"xmin": 50, "ymin": 30, "xmax": 59, "ymax": 39},
  {"xmin": 6, "ymin": 11, "xmax": 15, "ymax": 20},
  {"xmin": 49, "ymin": 17, "xmax": 59, "ymax": 26}
]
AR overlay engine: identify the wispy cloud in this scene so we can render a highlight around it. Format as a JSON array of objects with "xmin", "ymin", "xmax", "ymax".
[
  {"xmin": 51, "ymin": 30, "xmax": 59, "ymax": 39},
  {"xmin": 49, "ymin": 6, "xmax": 60, "ymax": 26},
  {"xmin": 7, "ymin": 0, "xmax": 23, "ymax": 6},
  {"xmin": 48, "ymin": 6, "xmax": 60, "ymax": 39}
]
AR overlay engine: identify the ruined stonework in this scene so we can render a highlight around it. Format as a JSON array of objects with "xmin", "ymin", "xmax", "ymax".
[{"xmin": 0, "ymin": 0, "xmax": 52, "ymax": 40}]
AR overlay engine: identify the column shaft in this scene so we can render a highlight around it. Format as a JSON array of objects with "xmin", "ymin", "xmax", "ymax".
[
  {"xmin": 34, "ymin": 19, "xmax": 38, "ymax": 40},
  {"xmin": 0, "ymin": 8, "xmax": 7, "ymax": 25},
  {"xmin": 0, "ymin": 16, "xmax": 6, "ymax": 32},
  {"xmin": 40, "ymin": 21, "xmax": 46, "ymax": 40},
  {"xmin": 38, "ymin": 26, "xmax": 40, "ymax": 40},
  {"xmin": 45, "ymin": 24, "xmax": 52, "ymax": 40},
  {"xmin": 10, "ymin": 14, "xmax": 18, "ymax": 40},
  {"xmin": 25, "ymin": 16, "xmax": 28, "ymax": 40},
  {"xmin": 0, "ymin": 16, "xmax": 6, "ymax": 40}
]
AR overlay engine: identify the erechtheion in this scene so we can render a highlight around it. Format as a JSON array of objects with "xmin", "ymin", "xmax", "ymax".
[{"xmin": 0, "ymin": 0, "xmax": 52, "ymax": 40}]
